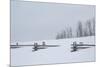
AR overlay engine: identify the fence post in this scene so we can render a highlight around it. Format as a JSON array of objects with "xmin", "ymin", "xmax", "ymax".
[
  {"xmin": 72, "ymin": 41, "xmax": 77, "ymax": 51},
  {"xmin": 42, "ymin": 41, "xmax": 46, "ymax": 46},
  {"xmin": 33, "ymin": 43, "xmax": 38, "ymax": 51},
  {"xmin": 16, "ymin": 42, "xmax": 18, "ymax": 46}
]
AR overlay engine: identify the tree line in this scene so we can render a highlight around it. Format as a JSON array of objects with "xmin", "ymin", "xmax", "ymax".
[{"xmin": 56, "ymin": 18, "xmax": 95, "ymax": 39}]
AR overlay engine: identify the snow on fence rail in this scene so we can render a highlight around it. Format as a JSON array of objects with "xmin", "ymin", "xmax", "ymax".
[
  {"xmin": 10, "ymin": 42, "xmax": 59, "ymax": 51},
  {"xmin": 71, "ymin": 41, "xmax": 95, "ymax": 52}
]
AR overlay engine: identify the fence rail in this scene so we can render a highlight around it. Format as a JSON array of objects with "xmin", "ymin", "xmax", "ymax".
[{"xmin": 71, "ymin": 42, "xmax": 95, "ymax": 52}]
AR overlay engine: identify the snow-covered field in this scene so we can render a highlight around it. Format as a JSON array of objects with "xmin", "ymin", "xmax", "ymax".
[{"xmin": 11, "ymin": 36, "xmax": 95, "ymax": 66}]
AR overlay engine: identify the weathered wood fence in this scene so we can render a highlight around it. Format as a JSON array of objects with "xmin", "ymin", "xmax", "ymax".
[{"xmin": 71, "ymin": 41, "xmax": 95, "ymax": 52}]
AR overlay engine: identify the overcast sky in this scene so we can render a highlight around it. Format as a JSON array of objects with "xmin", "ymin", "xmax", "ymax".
[{"xmin": 11, "ymin": 0, "xmax": 95, "ymax": 42}]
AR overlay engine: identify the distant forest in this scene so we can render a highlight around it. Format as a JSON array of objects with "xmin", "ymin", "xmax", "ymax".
[{"xmin": 56, "ymin": 18, "xmax": 95, "ymax": 39}]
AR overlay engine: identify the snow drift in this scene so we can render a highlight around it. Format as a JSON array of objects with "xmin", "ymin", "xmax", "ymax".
[{"xmin": 11, "ymin": 36, "xmax": 95, "ymax": 66}]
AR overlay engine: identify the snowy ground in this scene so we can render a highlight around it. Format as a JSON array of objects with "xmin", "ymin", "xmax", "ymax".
[{"xmin": 11, "ymin": 36, "xmax": 96, "ymax": 66}]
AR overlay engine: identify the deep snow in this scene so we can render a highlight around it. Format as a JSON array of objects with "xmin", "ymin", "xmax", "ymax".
[{"xmin": 11, "ymin": 36, "xmax": 95, "ymax": 66}]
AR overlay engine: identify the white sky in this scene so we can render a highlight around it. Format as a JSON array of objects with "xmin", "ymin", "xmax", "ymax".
[{"xmin": 11, "ymin": 0, "xmax": 95, "ymax": 42}]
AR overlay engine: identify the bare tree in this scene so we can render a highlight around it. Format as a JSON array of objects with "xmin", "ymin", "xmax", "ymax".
[
  {"xmin": 62, "ymin": 30, "xmax": 67, "ymax": 38},
  {"xmin": 83, "ymin": 18, "xmax": 95, "ymax": 36},
  {"xmin": 60, "ymin": 30, "xmax": 67, "ymax": 39},
  {"xmin": 86, "ymin": 20, "xmax": 92, "ymax": 36},
  {"xmin": 56, "ymin": 33, "xmax": 60, "ymax": 39},
  {"xmin": 56, "ymin": 18, "xmax": 95, "ymax": 39},
  {"xmin": 56, "ymin": 28, "xmax": 71, "ymax": 39},
  {"xmin": 76, "ymin": 21, "xmax": 83, "ymax": 37},
  {"xmin": 69, "ymin": 27, "xmax": 72, "ymax": 38},
  {"xmin": 92, "ymin": 18, "xmax": 95, "ymax": 36},
  {"xmin": 66, "ymin": 27, "xmax": 72, "ymax": 38},
  {"xmin": 83, "ymin": 27, "xmax": 88, "ymax": 36}
]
